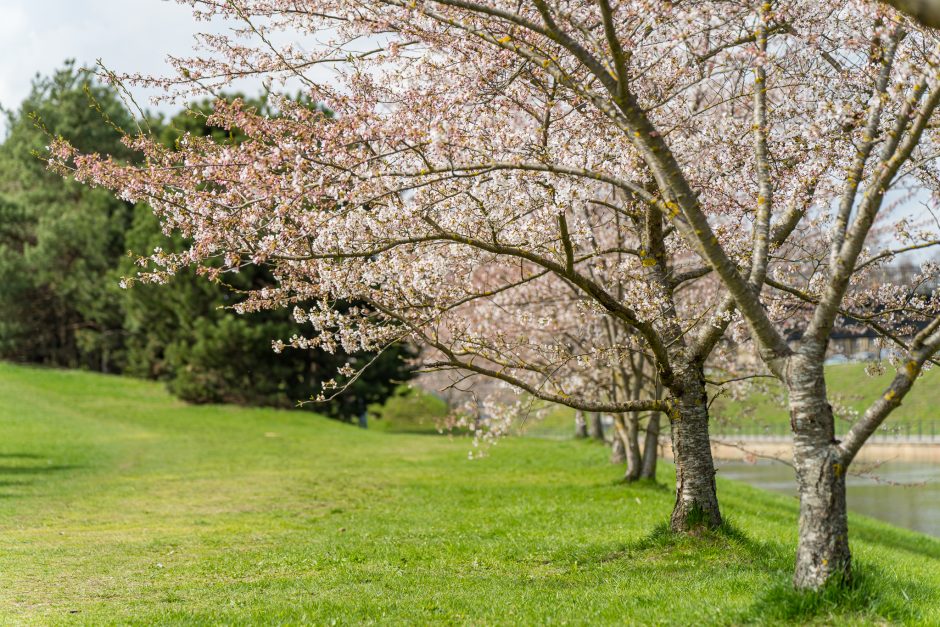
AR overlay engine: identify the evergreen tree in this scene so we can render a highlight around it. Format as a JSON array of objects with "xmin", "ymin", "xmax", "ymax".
[
  {"xmin": 121, "ymin": 98, "xmax": 413, "ymax": 418},
  {"xmin": 0, "ymin": 67, "xmax": 412, "ymax": 418},
  {"xmin": 0, "ymin": 61, "xmax": 135, "ymax": 371}
]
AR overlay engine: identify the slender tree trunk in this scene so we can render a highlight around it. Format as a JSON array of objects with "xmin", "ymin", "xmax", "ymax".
[
  {"xmin": 574, "ymin": 410, "xmax": 588, "ymax": 439},
  {"xmin": 640, "ymin": 411, "xmax": 661, "ymax": 479},
  {"xmin": 624, "ymin": 413, "xmax": 642, "ymax": 481},
  {"xmin": 612, "ymin": 413, "xmax": 642, "ymax": 480},
  {"xmin": 669, "ymin": 370, "xmax": 721, "ymax": 531},
  {"xmin": 788, "ymin": 357, "xmax": 851, "ymax": 589},
  {"xmin": 590, "ymin": 412, "xmax": 605, "ymax": 441},
  {"xmin": 610, "ymin": 428, "xmax": 626, "ymax": 463}
]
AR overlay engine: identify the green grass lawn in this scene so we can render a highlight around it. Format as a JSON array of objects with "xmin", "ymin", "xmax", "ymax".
[{"xmin": 1, "ymin": 363, "xmax": 939, "ymax": 625}]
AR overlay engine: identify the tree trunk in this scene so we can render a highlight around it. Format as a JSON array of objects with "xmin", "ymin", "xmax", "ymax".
[
  {"xmin": 624, "ymin": 413, "xmax": 642, "ymax": 481},
  {"xmin": 669, "ymin": 373, "xmax": 722, "ymax": 531},
  {"xmin": 612, "ymin": 413, "xmax": 642, "ymax": 480},
  {"xmin": 788, "ymin": 357, "xmax": 851, "ymax": 589},
  {"xmin": 610, "ymin": 430, "xmax": 626, "ymax": 463},
  {"xmin": 590, "ymin": 412, "xmax": 605, "ymax": 441},
  {"xmin": 792, "ymin": 444, "xmax": 850, "ymax": 589},
  {"xmin": 640, "ymin": 411, "xmax": 661, "ymax": 480},
  {"xmin": 574, "ymin": 410, "xmax": 588, "ymax": 439}
]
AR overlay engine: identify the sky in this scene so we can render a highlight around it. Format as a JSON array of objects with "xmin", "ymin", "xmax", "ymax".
[{"xmin": 0, "ymin": 0, "xmax": 258, "ymax": 121}]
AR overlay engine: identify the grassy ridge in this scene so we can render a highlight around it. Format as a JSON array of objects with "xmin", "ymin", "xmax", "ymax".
[
  {"xmin": 1, "ymin": 363, "xmax": 938, "ymax": 625},
  {"xmin": 527, "ymin": 362, "xmax": 940, "ymax": 439},
  {"xmin": 710, "ymin": 362, "xmax": 940, "ymax": 433}
]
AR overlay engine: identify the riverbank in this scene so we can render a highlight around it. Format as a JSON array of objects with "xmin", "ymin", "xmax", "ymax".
[
  {"xmin": 718, "ymin": 459, "xmax": 940, "ymax": 538},
  {"xmin": 2, "ymin": 363, "xmax": 939, "ymax": 624}
]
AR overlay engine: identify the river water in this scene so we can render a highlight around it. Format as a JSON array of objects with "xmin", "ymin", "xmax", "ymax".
[{"xmin": 717, "ymin": 460, "xmax": 940, "ymax": 538}]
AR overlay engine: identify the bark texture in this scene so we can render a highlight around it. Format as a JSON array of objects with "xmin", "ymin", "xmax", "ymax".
[
  {"xmin": 788, "ymin": 357, "xmax": 851, "ymax": 589},
  {"xmin": 669, "ymin": 370, "xmax": 721, "ymax": 530},
  {"xmin": 641, "ymin": 411, "xmax": 661, "ymax": 479},
  {"xmin": 624, "ymin": 413, "xmax": 642, "ymax": 481}
]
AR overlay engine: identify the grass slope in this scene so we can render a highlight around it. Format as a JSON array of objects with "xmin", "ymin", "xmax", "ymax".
[
  {"xmin": 1, "ymin": 363, "xmax": 938, "ymax": 625},
  {"xmin": 710, "ymin": 362, "xmax": 940, "ymax": 434}
]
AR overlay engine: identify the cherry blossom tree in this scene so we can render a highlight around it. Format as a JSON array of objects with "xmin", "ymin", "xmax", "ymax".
[
  {"xmin": 50, "ymin": 6, "xmax": 749, "ymax": 531},
  {"xmin": 682, "ymin": 7, "xmax": 940, "ymax": 589},
  {"xmin": 51, "ymin": 0, "xmax": 940, "ymax": 591},
  {"xmin": 571, "ymin": 329, "xmax": 663, "ymax": 481}
]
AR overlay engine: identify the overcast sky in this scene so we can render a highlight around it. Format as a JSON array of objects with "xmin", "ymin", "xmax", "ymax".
[{"xmin": 0, "ymin": 0, "xmax": 258, "ymax": 121}]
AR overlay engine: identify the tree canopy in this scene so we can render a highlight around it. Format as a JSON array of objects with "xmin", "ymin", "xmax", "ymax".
[
  {"xmin": 0, "ymin": 64, "xmax": 411, "ymax": 419},
  {"xmin": 52, "ymin": 0, "xmax": 940, "ymax": 590}
]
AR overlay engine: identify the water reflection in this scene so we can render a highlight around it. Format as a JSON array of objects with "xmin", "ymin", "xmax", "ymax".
[{"xmin": 717, "ymin": 460, "xmax": 940, "ymax": 537}]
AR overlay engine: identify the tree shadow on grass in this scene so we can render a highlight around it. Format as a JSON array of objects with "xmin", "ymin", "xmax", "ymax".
[
  {"xmin": 619, "ymin": 522, "xmax": 933, "ymax": 624},
  {"xmin": 0, "ymin": 462, "xmax": 81, "ymax": 498},
  {"xmin": 741, "ymin": 563, "xmax": 933, "ymax": 625},
  {"xmin": 544, "ymin": 517, "xmax": 790, "ymax": 577},
  {"xmin": 0, "ymin": 460, "xmax": 81, "ymax": 498},
  {"xmin": 626, "ymin": 518, "xmax": 790, "ymax": 569},
  {"xmin": 0, "ymin": 479, "xmax": 30, "ymax": 498},
  {"xmin": 0, "ymin": 464, "xmax": 80, "ymax": 475}
]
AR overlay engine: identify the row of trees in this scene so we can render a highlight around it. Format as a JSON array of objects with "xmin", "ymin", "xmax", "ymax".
[
  {"xmin": 0, "ymin": 63, "xmax": 409, "ymax": 419},
  {"xmin": 52, "ymin": 0, "xmax": 940, "ymax": 591}
]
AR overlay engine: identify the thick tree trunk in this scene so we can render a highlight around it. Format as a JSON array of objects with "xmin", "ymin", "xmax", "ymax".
[
  {"xmin": 792, "ymin": 444, "xmax": 850, "ymax": 589},
  {"xmin": 640, "ymin": 411, "xmax": 661, "ymax": 480},
  {"xmin": 788, "ymin": 358, "xmax": 851, "ymax": 589},
  {"xmin": 574, "ymin": 410, "xmax": 588, "ymax": 439},
  {"xmin": 590, "ymin": 412, "xmax": 605, "ymax": 441},
  {"xmin": 669, "ymin": 373, "xmax": 721, "ymax": 531}
]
